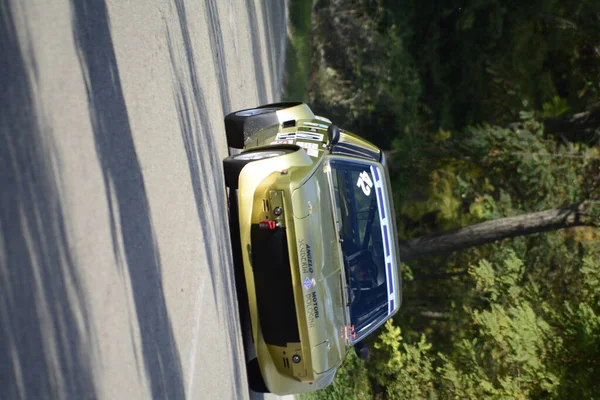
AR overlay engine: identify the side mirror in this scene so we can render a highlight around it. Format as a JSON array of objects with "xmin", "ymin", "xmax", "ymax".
[
  {"xmin": 327, "ymin": 124, "xmax": 341, "ymax": 149},
  {"xmin": 354, "ymin": 341, "xmax": 370, "ymax": 360}
]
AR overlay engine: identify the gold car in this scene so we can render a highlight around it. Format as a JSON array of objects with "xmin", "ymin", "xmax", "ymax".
[{"xmin": 223, "ymin": 102, "xmax": 402, "ymax": 395}]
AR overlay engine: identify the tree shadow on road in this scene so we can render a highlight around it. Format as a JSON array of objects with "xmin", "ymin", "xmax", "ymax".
[
  {"xmin": 259, "ymin": 0, "xmax": 287, "ymax": 101},
  {"xmin": 199, "ymin": 0, "xmax": 288, "ymax": 114},
  {"xmin": 164, "ymin": 2, "xmax": 288, "ymax": 398},
  {"xmin": 245, "ymin": 0, "xmax": 269, "ymax": 105},
  {"xmin": 205, "ymin": 0, "xmax": 232, "ymax": 113},
  {"xmin": 166, "ymin": 2, "xmax": 246, "ymax": 398},
  {"xmin": 0, "ymin": 1, "xmax": 96, "ymax": 398},
  {"xmin": 245, "ymin": 0, "xmax": 287, "ymax": 104},
  {"xmin": 70, "ymin": 1, "xmax": 184, "ymax": 398}
]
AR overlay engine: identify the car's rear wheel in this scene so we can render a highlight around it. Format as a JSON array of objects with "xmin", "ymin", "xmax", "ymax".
[
  {"xmin": 222, "ymin": 148, "xmax": 294, "ymax": 189},
  {"xmin": 247, "ymin": 358, "xmax": 270, "ymax": 393},
  {"xmin": 224, "ymin": 102, "xmax": 301, "ymax": 148}
]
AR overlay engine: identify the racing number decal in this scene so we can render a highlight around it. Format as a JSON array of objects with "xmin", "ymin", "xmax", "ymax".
[{"xmin": 356, "ymin": 171, "xmax": 373, "ymax": 196}]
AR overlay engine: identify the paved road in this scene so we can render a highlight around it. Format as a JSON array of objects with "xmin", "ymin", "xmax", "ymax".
[{"xmin": 0, "ymin": 0, "xmax": 290, "ymax": 399}]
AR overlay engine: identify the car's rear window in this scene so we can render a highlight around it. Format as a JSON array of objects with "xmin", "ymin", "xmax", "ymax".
[{"xmin": 329, "ymin": 159, "xmax": 393, "ymax": 335}]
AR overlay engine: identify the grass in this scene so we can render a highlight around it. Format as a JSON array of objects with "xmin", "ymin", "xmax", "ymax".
[{"xmin": 282, "ymin": 0, "xmax": 313, "ymax": 102}]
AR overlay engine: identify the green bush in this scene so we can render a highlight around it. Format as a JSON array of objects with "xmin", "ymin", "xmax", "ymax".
[{"xmin": 300, "ymin": 351, "xmax": 371, "ymax": 400}]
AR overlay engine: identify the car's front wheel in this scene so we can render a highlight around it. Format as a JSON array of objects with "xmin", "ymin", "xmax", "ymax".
[
  {"xmin": 222, "ymin": 148, "xmax": 294, "ymax": 189},
  {"xmin": 224, "ymin": 102, "xmax": 301, "ymax": 148},
  {"xmin": 224, "ymin": 107, "xmax": 280, "ymax": 149}
]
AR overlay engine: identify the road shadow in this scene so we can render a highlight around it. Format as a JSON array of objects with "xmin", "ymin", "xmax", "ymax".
[
  {"xmin": 167, "ymin": 1, "xmax": 245, "ymax": 398},
  {"xmin": 245, "ymin": 0, "xmax": 269, "ymax": 105},
  {"xmin": 205, "ymin": 0, "xmax": 231, "ymax": 113},
  {"xmin": 166, "ymin": 1, "xmax": 288, "ymax": 397},
  {"xmin": 203, "ymin": 0, "xmax": 287, "ymax": 112},
  {"xmin": 0, "ymin": 1, "xmax": 96, "ymax": 398},
  {"xmin": 70, "ymin": 1, "xmax": 184, "ymax": 398},
  {"xmin": 258, "ymin": 0, "xmax": 286, "ymax": 100}
]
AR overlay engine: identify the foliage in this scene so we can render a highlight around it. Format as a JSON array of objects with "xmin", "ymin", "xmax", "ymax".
[
  {"xmin": 437, "ymin": 250, "xmax": 600, "ymax": 399},
  {"xmin": 303, "ymin": 0, "xmax": 600, "ymax": 398},
  {"xmin": 309, "ymin": 0, "xmax": 599, "ymax": 137},
  {"xmin": 438, "ymin": 252, "xmax": 560, "ymax": 399},
  {"xmin": 393, "ymin": 117, "xmax": 600, "ymax": 352},
  {"xmin": 283, "ymin": 0, "xmax": 314, "ymax": 101},
  {"xmin": 368, "ymin": 320, "xmax": 437, "ymax": 399},
  {"xmin": 384, "ymin": 0, "xmax": 600, "ymax": 129},
  {"xmin": 300, "ymin": 351, "xmax": 372, "ymax": 400},
  {"xmin": 309, "ymin": 0, "xmax": 421, "ymax": 148},
  {"xmin": 394, "ymin": 118, "xmax": 600, "ymax": 239},
  {"xmin": 547, "ymin": 254, "xmax": 600, "ymax": 399},
  {"xmin": 307, "ymin": 248, "xmax": 600, "ymax": 399}
]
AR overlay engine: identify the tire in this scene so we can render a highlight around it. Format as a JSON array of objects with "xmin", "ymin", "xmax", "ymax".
[
  {"xmin": 222, "ymin": 148, "xmax": 294, "ymax": 189},
  {"xmin": 224, "ymin": 102, "xmax": 301, "ymax": 148},
  {"xmin": 247, "ymin": 358, "xmax": 270, "ymax": 393}
]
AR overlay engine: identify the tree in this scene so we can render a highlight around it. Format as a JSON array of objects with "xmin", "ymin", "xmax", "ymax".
[
  {"xmin": 543, "ymin": 107, "xmax": 600, "ymax": 144},
  {"xmin": 507, "ymin": 105, "xmax": 600, "ymax": 145},
  {"xmin": 436, "ymin": 251, "xmax": 600, "ymax": 400},
  {"xmin": 389, "ymin": 117, "xmax": 600, "ymax": 259},
  {"xmin": 390, "ymin": 119, "xmax": 600, "ymax": 366},
  {"xmin": 304, "ymin": 2, "xmax": 600, "ymax": 396},
  {"xmin": 399, "ymin": 200, "xmax": 600, "ymax": 262},
  {"xmin": 388, "ymin": 0, "xmax": 600, "ymax": 130}
]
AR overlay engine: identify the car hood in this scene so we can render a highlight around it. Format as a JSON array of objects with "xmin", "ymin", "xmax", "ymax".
[{"xmin": 291, "ymin": 164, "xmax": 349, "ymax": 375}]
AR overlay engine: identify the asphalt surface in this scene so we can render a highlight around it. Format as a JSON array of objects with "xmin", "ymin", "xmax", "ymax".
[{"xmin": 0, "ymin": 0, "xmax": 290, "ymax": 399}]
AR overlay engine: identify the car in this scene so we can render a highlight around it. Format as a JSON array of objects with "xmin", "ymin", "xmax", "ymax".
[{"xmin": 223, "ymin": 102, "xmax": 402, "ymax": 395}]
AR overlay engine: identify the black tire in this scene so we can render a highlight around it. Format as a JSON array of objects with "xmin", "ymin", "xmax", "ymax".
[
  {"xmin": 222, "ymin": 148, "xmax": 294, "ymax": 189},
  {"xmin": 224, "ymin": 102, "xmax": 301, "ymax": 148},
  {"xmin": 247, "ymin": 358, "xmax": 270, "ymax": 393}
]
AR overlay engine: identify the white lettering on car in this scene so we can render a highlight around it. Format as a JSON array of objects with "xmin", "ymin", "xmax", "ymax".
[{"xmin": 356, "ymin": 171, "xmax": 373, "ymax": 196}]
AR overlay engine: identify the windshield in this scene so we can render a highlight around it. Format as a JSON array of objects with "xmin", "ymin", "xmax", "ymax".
[{"xmin": 329, "ymin": 159, "xmax": 391, "ymax": 336}]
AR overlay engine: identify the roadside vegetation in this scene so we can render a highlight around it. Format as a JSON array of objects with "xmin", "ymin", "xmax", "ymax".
[
  {"xmin": 283, "ymin": 0, "xmax": 313, "ymax": 101},
  {"xmin": 298, "ymin": 0, "xmax": 600, "ymax": 398}
]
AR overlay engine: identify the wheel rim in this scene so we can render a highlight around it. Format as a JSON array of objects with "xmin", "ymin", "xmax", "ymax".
[{"xmin": 234, "ymin": 150, "xmax": 288, "ymax": 161}]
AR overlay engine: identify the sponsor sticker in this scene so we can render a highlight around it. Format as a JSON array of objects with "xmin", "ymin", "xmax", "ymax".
[
  {"xmin": 298, "ymin": 239, "xmax": 314, "ymax": 274},
  {"xmin": 296, "ymin": 131, "xmax": 324, "ymax": 141},
  {"xmin": 305, "ymin": 291, "xmax": 320, "ymax": 328},
  {"xmin": 315, "ymin": 115, "xmax": 332, "ymax": 123},
  {"xmin": 275, "ymin": 132, "xmax": 296, "ymax": 141},
  {"xmin": 303, "ymin": 277, "xmax": 313, "ymax": 290},
  {"xmin": 303, "ymin": 121, "xmax": 327, "ymax": 129},
  {"xmin": 340, "ymin": 325, "xmax": 356, "ymax": 340},
  {"xmin": 297, "ymin": 141, "xmax": 318, "ymax": 150},
  {"xmin": 297, "ymin": 142, "xmax": 320, "ymax": 157}
]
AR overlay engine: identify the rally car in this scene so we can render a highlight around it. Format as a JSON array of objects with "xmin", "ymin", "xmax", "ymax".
[{"xmin": 222, "ymin": 102, "xmax": 402, "ymax": 395}]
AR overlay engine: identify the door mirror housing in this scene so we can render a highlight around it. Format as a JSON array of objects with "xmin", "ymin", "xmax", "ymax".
[{"xmin": 327, "ymin": 124, "xmax": 341, "ymax": 149}]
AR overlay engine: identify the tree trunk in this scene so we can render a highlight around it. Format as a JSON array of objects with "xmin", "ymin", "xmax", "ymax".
[
  {"xmin": 412, "ymin": 271, "xmax": 468, "ymax": 281},
  {"xmin": 399, "ymin": 201, "xmax": 599, "ymax": 262},
  {"xmin": 543, "ymin": 108, "xmax": 600, "ymax": 143},
  {"xmin": 419, "ymin": 311, "xmax": 449, "ymax": 320},
  {"xmin": 507, "ymin": 107, "xmax": 600, "ymax": 144}
]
